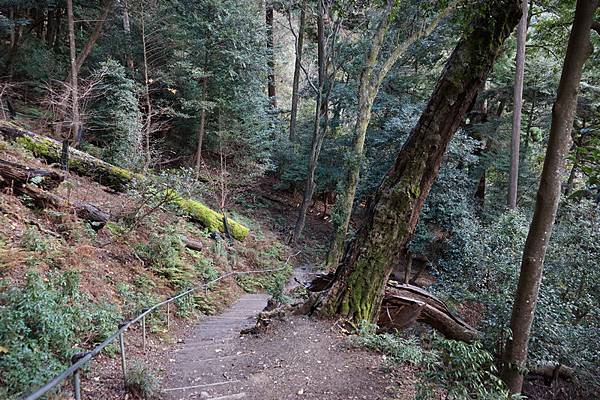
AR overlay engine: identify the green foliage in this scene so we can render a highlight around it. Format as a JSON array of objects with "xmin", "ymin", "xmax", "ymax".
[
  {"xmin": 89, "ymin": 59, "xmax": 143, "ymax": 169},
  {"xmin": 20, "ymin": 226, "xmax": 50, "ymax": 253},
  {"xmin": 417, "ymin": 338, "xmax": 518, "ymax": 400},
  {"xmin": 124, "ymin": 362, "xmax": 160, "ymax": 400},
  {"xmin": 135, "ymin": 230, "xmax": 193, "ymax": 288},
  {"xmin": 0, "ymin": 271, "xmax": 121, "ymax": 398}
]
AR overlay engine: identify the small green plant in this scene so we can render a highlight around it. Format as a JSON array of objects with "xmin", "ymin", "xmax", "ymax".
[
  {"xmin": 20, "ymin": 226, "xmax": 50, "ymax": 252},
  {"xmin": 417, "ymin": 337, "xmax": 519, "ymax": 400},
  {"xmin": 348, "ymin": 322, "xmax": 434, "ymax": 366},
  {"xmin": 135, "ymin": 230, "xmax": 193, "ymax": 288},
  {"xmin": 124, "ymin": 362, "xmax": 160, "ymax": 400}
]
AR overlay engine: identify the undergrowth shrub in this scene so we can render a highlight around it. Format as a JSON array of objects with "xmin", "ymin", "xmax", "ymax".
[
  {"xmin": 124, "ymin": 362, "xmax": 160, "ymax": 400},
  {"xmin": 135, "ymin": 230, "xmax": 193, "ymax": 288},
  {"xmin": 0, "ymin": 271, "xmax": 121, "ymax": 399},
  {"xmin": 348, "ymin": 325, "xmax": 518, "ymax": 400}
]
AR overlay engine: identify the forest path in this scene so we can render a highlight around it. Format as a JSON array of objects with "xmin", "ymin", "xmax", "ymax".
[{"xmin": 160, "ymin": 293, "xmax": 414, "ymax": 400}]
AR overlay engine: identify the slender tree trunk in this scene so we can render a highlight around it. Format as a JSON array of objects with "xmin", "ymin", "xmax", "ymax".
[
  {"xmin": 325, "ymin": 1, "xmax": 456, "ymax": 270},
  {"xmin": 9, "ymin": 7, "xmax": 15, "ymax": 49},
  {"xmin": 141, "ymin": 6, "xmax": 152, "ymax": 170},
  {"xmin": 289, "ymin": 5, "xmax": 306, "ymax": 141},
  {"xmin": 502, "ymin": 3, "xmax": 597, "ymax": 392},
  {"xmin": 66, "ymin": 0, "xmax": 80, "ymax": 147},
  {"xmin": 122, "ymin": 0, "xmax": 134, "ymax": 70},
  {"xmin": 65, "ymin": 0, "xmax": 114, "ymax": 82},
  {"xmin": 46, "ymin": 8, "xmax": 55, "ymax": 46},
  {"xmin": 266, "ymin": 2, "xmax": 277, "ymax": 108},
  {"xmin": 316, "ymin": 0, "xmax": 521, "ymax": 323},
  {"xmin": 508, "ymin": 0, "xmax": 528, "ymax": 209},
  {"xmin": 291, "ymin": 0, "xmax": 327, "ymax": 243},
  {"xmin": 195, "ymin": 76, "xmax": 208, "ymax": 172}
]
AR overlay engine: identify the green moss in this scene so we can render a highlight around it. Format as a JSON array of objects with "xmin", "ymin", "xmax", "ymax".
[{"xmin": 165, "ymin": 190, "xmax": 250, "ymax": 241}]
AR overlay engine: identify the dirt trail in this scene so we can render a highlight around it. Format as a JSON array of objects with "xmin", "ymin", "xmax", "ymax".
[{"xmin": 160, "ymin": 294, "xmax": 413, "ymax": 400}]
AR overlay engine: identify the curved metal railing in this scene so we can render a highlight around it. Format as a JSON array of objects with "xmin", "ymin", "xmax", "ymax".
[{"xmin": 22, "ymin": 261, "xmax": 293, "ymax": 400}]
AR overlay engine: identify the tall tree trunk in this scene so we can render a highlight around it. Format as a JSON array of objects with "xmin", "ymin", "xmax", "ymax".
[
  {"xmin": 291, "ymin": 0, "xmax": 327, "ymax": 244},
  {"xmin": 501, "ymin": 1, "xmax": 597, "ymax": 393},
  {"xmin": 195, "ymin": 76, "xmax": 208, "ymax": 172},
  {"xmin": 316, "ymin": 0, "xmax": 521, "ymax": 323},
  {"xmin": 507, "ymin": 0, "xmax": 528, "ymax": 209},
  {"xmin": 266, "ymin": 2, "xmax": 277, "ymax": 108},
  {"xmin": 141, "ymin": 5, "xmax": 152, "ymax": 170},
  {"xmin": 325, "ymin": 1, "xmax": 455, "ymax": 270},
  {"xmin": 66, "ymin": 0, "xmax": 80, "ymax": 147},
  {"xmin": 122, "ymin": 0, "xmax": 134, "ymax": 70},
  {"xmin": 66, "ymin": 0, "xmax": 114, "ymax": 82},
  {"xmin": 289, "ymin": 4, "xmax": 306, "ymax": 141}
]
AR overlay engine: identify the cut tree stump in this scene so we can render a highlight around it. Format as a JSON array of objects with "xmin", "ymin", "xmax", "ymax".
[
  {"xmin": 0, "ymin": 121, "xmax": 250, "ymax": 240},
  {"xmin": 181, "ymin": 235, "xmax": 203, "ymax": 251}
]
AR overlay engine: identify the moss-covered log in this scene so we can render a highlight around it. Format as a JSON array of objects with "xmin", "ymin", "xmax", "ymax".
[
  {"xmin": 0, "ymin": 121, "xmax": 250, "ymax": 240},
  {"xmin": 0, "ymin": 120, "xmax": 134, "ymax": 191},
  {"xmin": 166, "ymin": 190, "xmax": 249, "ymax": 241},
  {"xmin": 316, "ymin": 0, "xmax": 521, "ymax": 323}
]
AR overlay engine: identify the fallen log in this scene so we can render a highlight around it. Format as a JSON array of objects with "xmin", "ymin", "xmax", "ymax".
[
  {"xmin": 166, "ymin": 190, "xmax": 249, "ymax": 241},
  {"xmin": 0, "ymin": 159, "xmax": 109, "ymax": 228},
  {"xmin": 379, "ymin": 283, "xmax": 479, "ymax": 343},
  {"xmin": 0, "ymin": 121, "xmax": 250, "ymax": 240},
  {"xmin": 531, "ymin": 363, "xmax": 575, "ymax": 381},
  {"xmin": 0, "ymin": 120, "xmax": 134, "ymax": 191},
  {"xmin": 21, "ymin": 184, "xmax": 109, "ymax": 229},
  {"xmin": 0, "ymin": 159, "xmax": 64, "ymax": 190}
]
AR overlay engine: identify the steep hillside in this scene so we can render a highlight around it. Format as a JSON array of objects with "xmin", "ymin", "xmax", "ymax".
[{"xmin": 0, "ymin": 127, "xmax": 294, "ymax": 399}]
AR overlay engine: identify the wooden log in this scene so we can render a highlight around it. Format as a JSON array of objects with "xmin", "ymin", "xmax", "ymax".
[
  {"xmin": 0, "ymin": 121, "xmax": 250, "ymax": 240},
  {"xmin": 0, "ymin": 159, "xmax": 109, "ymax": 227},
  {"xmin": 0, "ymin": 159, "xmax": 64, "ymax": 190},
  {"xmin": 181, "ymin": 235, "xmax": 203, "ymax": 251},
  {"xmin": 18, "ymin": 184, "xmax": 109, "ymax": 228},
  {"xmin": 166, "ymin": 190, "xmax": 249, "ymax": 241},
  {"xmin": 379, "ymin": 283, "xmax": 479, "ymax": 343}
]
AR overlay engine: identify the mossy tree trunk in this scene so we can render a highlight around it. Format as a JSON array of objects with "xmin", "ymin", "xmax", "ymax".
[
  {"xmin": 325, "ymin": 1, "xmax": 457, "ymax": 270},
  {"xmin": 318, "ymin": 0, "xmax": 521, "ymax": 323}
]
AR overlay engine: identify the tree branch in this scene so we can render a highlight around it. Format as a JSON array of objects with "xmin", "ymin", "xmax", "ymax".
[{"xmin": 376, "ymin": 0, "xmax": 458, "ymax": 87}]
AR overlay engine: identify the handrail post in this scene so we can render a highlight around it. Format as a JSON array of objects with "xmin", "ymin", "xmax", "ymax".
[
  {"xmin": 167, "ymin": 302, "xmax": 170, "ymax": 330},
  {"xmin": 142, "ymin": 315, "xmax": 147, "ymax": 352},
  {"xmin": 71, "ymin": 353, "xmax": 85, "ymax": 400},
  {"xmin": 118, "ymin": 325, "xmax": 127, "ymax": 386}
]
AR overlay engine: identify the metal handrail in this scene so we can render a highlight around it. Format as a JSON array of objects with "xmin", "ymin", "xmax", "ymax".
[{"xmin": 22, "ymin": 260, "xmax": 294, "ymax": 400}]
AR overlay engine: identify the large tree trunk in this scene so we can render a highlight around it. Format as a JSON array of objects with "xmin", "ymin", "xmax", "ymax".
[
  {"xmin": 314, "ymin": 0, "xmax": 521, "ymax": 323},
  {"xmin": 266, "ymin": 2, "xmax": 277, "ymax": 108},
  {"xmin": 507, "ymin": 0, "xmax": 528, "ymax": 209},
  {"xmin": 289, "ymin": 4, "xmax": 306, "ymax": 141},
  {"xmin": 501, "ymin": 0, "xmax": 597, "ymax": 393},
  {"xmin": 325, "ymin": 1, "xmax": 456, "ymax": 270}
]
